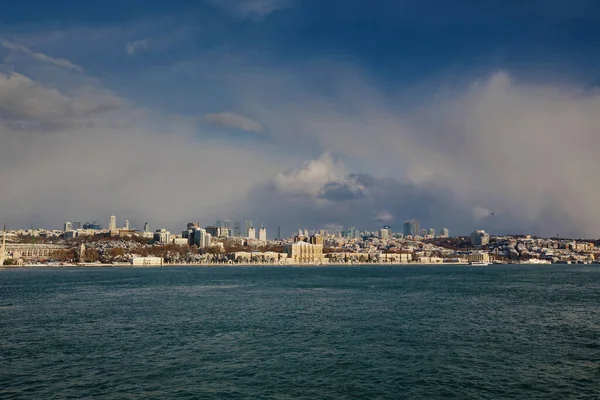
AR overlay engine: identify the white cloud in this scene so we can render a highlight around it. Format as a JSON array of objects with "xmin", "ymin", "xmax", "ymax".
[
  {"xmin": 0, "ymin": 70, "xmax": 286, "ymax": 231},
  {"xmin": 203, "ymin": 112, "xmax": 264, "ymax": 133},
  {"xmin": 274, "ymin": 153, "xmax": 346, "ymax": 197},
  {"xmin": 375, "ymin": 211, "xmax": 394, "ymax": 223},
  {"xmin": 472, "ymin": 207, "xmax": 492, "ymax": 220},
  {"xmin": 126, "ymin": 39, "xmax": 148, "ymax": 55},
  {"xmin": 226, "ymin": 65, "xmax": 600, "ymax": 236},
  {"xmin": 1, "ymin": 40, "xmax": 83, "ymax": 71}
]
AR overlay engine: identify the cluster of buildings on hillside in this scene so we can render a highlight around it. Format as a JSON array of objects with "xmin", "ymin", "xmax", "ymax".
[{"xmin": 2, "ymin": 215, "xmax": 598, "ymax": 266}]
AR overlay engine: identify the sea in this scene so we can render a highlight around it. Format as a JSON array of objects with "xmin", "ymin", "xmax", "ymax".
[{"xmin": 1, "ymin": 265, "xmax": 599, "ymax": 399}]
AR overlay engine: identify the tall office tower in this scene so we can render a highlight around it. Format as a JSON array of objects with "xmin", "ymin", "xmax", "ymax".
[
  {"xmin": 72, "ymin": 222, "xmax": 82, "ymax": 230},
  {"xmin": 259, "ymin": 226, "xmax": 267, "ymax": 241},
  {"xmin": 124, "ymin": 220, "xmax": 130, "ymax": 230},
  {"xmin": 223, "ymin": 220, "xmax": 231, "ymax": 230},
  {"xmin": 303, "ymin": 229, "xmax": 309, "ymax": 237},
  {"xmin": 234, "ymin": 221, "xmax": 241, "ymax": 237},
  {"xmin": 64, "ymin": 222, "xmax": 72, "ymax": 232},
  {"xmin": 427, "ymin": 228, "xmax": 435, "ymax": 237},
  {"xmin": 143, "ymin": 222, "xmax": 149, "ymax": 232},
  {"xmin": 109, "ymin": 215, "xmax": 117, "ymax": 231},
  {"xmin": 244, "ymin": 220, "xmax": 253, "ymax": 236},
  {"xmin": 247, "ymin": 226, "xmax": 256, "ymax": 240},
  {"xmin": 215, "ymin": 219, "xmax": 223, "ymax": 228},
  {"xmin": 403, "ymin": 220, "xmax": 420, "ymax": 237},
  {"xmin": 440, "ymin": 228, "xmax": 449, "ymax": 237}
]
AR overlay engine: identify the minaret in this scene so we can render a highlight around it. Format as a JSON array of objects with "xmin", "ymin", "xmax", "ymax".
[{"xmin": 0, "ymin": 224, "xmax": 6, "ymax": 266}]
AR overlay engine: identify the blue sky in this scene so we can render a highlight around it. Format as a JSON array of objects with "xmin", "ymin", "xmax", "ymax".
[{"xmin": 2, "ymin": 0, "xmax": 600, "ymax": 237}]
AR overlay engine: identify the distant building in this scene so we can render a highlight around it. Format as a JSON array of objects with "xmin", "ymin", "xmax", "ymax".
[
  {"xmin": 205, "ymin": 226, "xmax": 221, "ymax": 237},
  {"xmin": 440, "ymin": 228, "xmax": 449, "ymax": 237},
  {"xmin": 234, "ymin": 221, "xmax": 241, "ymax": 237},
  {"xmin": 124, "ymin": 220, "xmax": 130, "ymax": 230},
  {"xmin": 72, "ymin": 222, "xmax": 82, "ymax": 230},
  {"xmin": 379, "ymin": 227, "xmax": 391, "ymax": 239},
  {"xmin": 172, "ymin": 237, "xmax": 189, "ymax": 246},
  {"xmin": 244, "ymin": 220, "xmax": 253, "ymax": 236},
  {"xmin": 403, "ymin": 220, "xmax": 420, "ymax": 237},
  {"xmin": 471, "ymin": 230, "xmax": 490, "ymax": 246},
  {"xmin": 247, "ymin": 226, "xmax": 256, "ymax": 240},
  {"xmin": 131, "ymin": 257, "xmax": 163, "ymax": 266},
  {"xmin": 465, "ymin": 252, "xmax": 490, "ymax": 263},
  {"xmin": 64, "ymin": 222, "xmax": 72, "ymax": 232},
  {"xmin": 143, "ymin": 222, "xmax": 149, "ymax": 232},
  {"xmin": 259, "ymin": 226, "xmax": 267, "ymax": 241},
  {"xmin": 109, "ymin": 215, "xmax": 117, "ymax": 232},
  {"xmin": 427, "ymin": 228, "xmax": 436, "ymax": 237},
  {"xmin": 285, "ymin": 235, "xmax": 326, "ymax": 264},
  {"xmin": 193, "ymin": 229, "xmax": 212, "ymax": 248},
  {"xmin": 83, "ymin": 222, "xmax": 102, "ymax": 230},
  {"xmin": 154, "ymin": 229, "xmax": 170, "ymax": 244},
  {"xmin": 344, "ymin": 226, "xmax": 359, "ymax": 239}
]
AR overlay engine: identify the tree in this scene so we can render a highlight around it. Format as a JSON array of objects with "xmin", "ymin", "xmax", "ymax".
[{"xmin": 84, "ymin": 249, "xmax": 100, "ymax": 263}]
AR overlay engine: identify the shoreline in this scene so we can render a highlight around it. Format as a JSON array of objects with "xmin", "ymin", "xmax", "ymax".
[{"xmin": 1, "ymin": 262, "xmax": 590, "ymax": 269}]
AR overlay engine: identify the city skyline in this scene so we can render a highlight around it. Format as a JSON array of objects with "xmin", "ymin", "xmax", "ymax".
[{"xmin": 2, "ymin": 1, "xmax": 600, "ymax": 237}]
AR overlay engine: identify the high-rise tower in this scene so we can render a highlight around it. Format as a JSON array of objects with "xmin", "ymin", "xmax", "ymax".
[
  {"xmin": 109, "ymin": 215, "xmax": 117, "ymax": 232},
  {"xmin": 259, "ymin": 226, "xmax": 267, "ymax": 241},
  {"xmin": 0, "ymin": 225, "xmax": 6, "ymax": 266}
]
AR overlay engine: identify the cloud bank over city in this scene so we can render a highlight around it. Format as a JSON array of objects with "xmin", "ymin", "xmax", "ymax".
[{"xmin": 1, "ymin": 0, "xmax": 600, "ymax": 237}]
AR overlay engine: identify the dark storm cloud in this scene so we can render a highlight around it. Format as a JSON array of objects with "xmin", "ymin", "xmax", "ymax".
[{"xmin": 318, "ymin": 181, "xmax": 365, "ymax": 202}]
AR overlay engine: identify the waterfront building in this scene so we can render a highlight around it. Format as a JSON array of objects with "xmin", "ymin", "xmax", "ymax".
[
  {"xmin": 259, "ymin": 226, "xmax": 267, "ymax": 241},
  {"xmin": 131, "ymin": 256, "xmax": 163, "ymax": 266},
  {"xmin": 109, "ymin": 215, "xmax": 117, "ymax": 232},
  {"xmin": 465, "ymin": 252, "xmax": 490, "ymax": 263},
  {"xmin": 471, "ymin": 230, "xmax": 490, "ymax": 246},
  {"xmin": 64, "ymin": 222, "xmax": 72, "ymax": 232},
  {"xmin": 285, "ymin": 236, "xmax": 326, "ymax": 264}
]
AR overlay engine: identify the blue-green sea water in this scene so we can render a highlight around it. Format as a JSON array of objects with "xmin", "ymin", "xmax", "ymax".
[{"xmin": 1, "ymin": 265, "xmax": 599, "ymax": 399}]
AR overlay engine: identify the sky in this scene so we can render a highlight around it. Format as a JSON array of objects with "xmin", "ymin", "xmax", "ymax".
[{"xmin": 1, "ymin": 0, "xmax": 600, "ymax": 238}]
